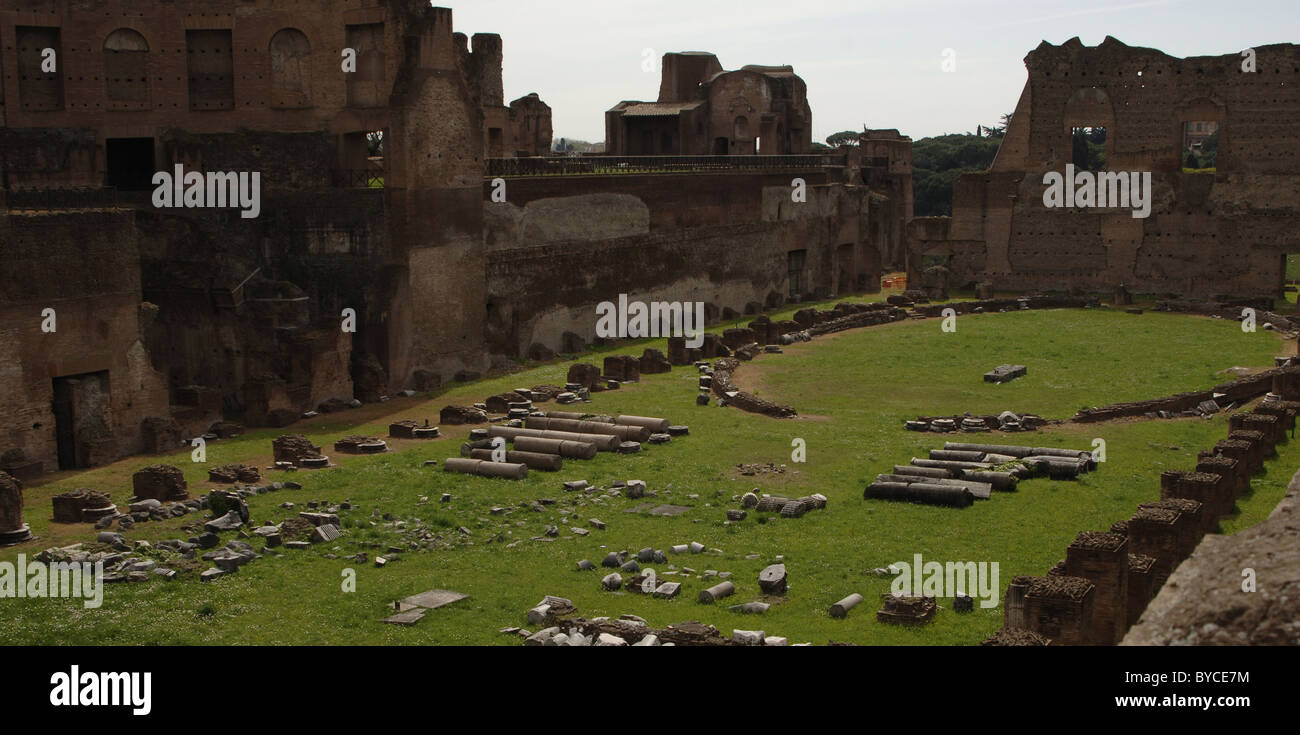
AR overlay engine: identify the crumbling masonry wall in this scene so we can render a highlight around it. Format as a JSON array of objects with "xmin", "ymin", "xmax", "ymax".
[
  {"xmin": 0, "ymin": 2, "xmax": 493, "ymax": 474},
  {"xmin": 482, "ymin": 172, "xmax": 882, "ymax": 356},
  {"xmin": 908, "ymin": 38, "xmax": 1300, "ymax": 298}
]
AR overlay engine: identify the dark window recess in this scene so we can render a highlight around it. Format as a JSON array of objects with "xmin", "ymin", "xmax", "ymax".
[
  {"xmin": 105, "ymin": 137, "xmax": 155, "ymax": 191},
  {"xmin": 787, "ymin": 249, "xmax": 808, "ymax": 300},
  {"xmin": 186, "ymin": 29, "xmax": 235, "ymax": 111}
]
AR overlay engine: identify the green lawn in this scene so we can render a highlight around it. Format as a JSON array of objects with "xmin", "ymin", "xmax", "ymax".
[{"xmin": 1, "ymin": 304, "xmax": 1293, "ymax": 646}]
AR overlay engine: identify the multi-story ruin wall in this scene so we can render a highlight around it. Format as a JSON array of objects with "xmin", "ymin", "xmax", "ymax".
[
  {"xmin": 0, "ymin": 1, "xmax": 498, "ymax": 474},
  {"xmin": 606, "ymin": 52, "xmax": 813, "ymax": 156},
  {"xmin": 907, "ymin": 38, "xmax": 1300, "ymax": 298},
  {"xmin": 457, "ymin": 33, "xmax": 551, "ymax": 158},
  {"xmin": 859, "ymin": 129, "xmax": 914, "ymax": 270},
  {"xmin": 0, "ymin": 2, "xmax": 898, "ymax": 478}
]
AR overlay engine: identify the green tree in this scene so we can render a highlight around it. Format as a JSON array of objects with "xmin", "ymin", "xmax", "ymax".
[
  {"xmin": 825, "ymin": 130, "xmax": 860, "ymax": 148},
  {"xmin": 910, "ymin": 133, "xmax": 1003, "ymax": 216}
]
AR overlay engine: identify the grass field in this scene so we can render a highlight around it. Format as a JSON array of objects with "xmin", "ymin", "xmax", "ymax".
[{"xmin": 1, "ymin": 303, "xmax": 1295, "ymax": 646}]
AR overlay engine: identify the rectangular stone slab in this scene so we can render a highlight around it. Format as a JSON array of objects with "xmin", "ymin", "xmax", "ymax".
[
  {"xmin": 381, "ymin": 609, "xmax": 426, "ymax": 626},
  {"xmin": 400, "ymin": 589, "xmax": 469, "ymax": 610}
]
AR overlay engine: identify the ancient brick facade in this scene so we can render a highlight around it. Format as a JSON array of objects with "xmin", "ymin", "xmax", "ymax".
[
  {"xmin": 606, "ymin": 52, "xmax": 813, "ymax": 156},
  {"xmin": 482, "ymin": 170, "xmax": 884, "ymax": 356},
  {"xmin": 0, "ymin": 2, "xmax": 897, "ymax": 479},
  {"xmin": 0, "ymin": 1, "xmax": 499, "ymax": 474},
  {"xmin": 907, "ymin": 38, "xmax": 1300, "ymax": 299}
]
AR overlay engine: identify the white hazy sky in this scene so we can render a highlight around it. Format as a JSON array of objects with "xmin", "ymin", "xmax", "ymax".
[{"xmin": 449, "ymin": 0, "xmax": 1297, "ymax": 144}]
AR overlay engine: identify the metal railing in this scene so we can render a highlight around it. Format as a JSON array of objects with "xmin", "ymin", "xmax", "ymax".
[
  {"xmin": 486, "ymin": 154, "xmax": 841, "ymax": 178},
  {"xmin": 332, "ymin": 169, "xmax": 385, "ymax": 189},
  {"xmin": 5, "ymin": 186, "xmax": 120, "ymax": 210}
]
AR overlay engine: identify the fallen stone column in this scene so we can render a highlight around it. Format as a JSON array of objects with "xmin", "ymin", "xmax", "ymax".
[
  {"xmin": 468, "ymin": 449, "xmax": 563, "ymax": 471},
  {"xmin": 942, "ymin": 442, "xmax": 1035, "ymax": 457},
  {"xmin": 698, "ymin": 581, "xmax": 735, "ymax": 603},
  {"xmin": 1021, "ymin": 456, "xmax": 1088, "ymax": 478},
  {"xmin": 957, "ymin": 470, "xmax": 1019, "ymax": 491},
  {"xmin": 891, "ymin": 465, "xmax": 954, "ymax": 479},
  {"xmin": 543, "ymin": 411, "xmax": 613, "ymax": 423},
  {"xmin": 910, "ymin": 458, "xmax": 992, "ymax": 472},
  {"xmin": 830, "ymin": 593, "xmax": 864, "ymax": 618},
  {"xmin": 874, "ymin": 474, "xmax": 992, "ymax": 499},
  {"xmin": 614, "ymin": 415, "xmax": 671, "ymax": 433},
  {"xmin": 488, "ymin": 426, "xmax": 621, "ymax": 452},
  {"xmin": 443, "ymin": 458, "xmax": 528, "ymax": 480},
  {"xmin": 513, "ymin": 436, "xmax": 598, "ymax": 460},
  {"xmin": 524, "ymin": 417, "xmax": 650, "ymax": 442},
  {"xmin": 928, "ymin": 449, "xmax": 988, "ymax": 462},
  {"xmin": 864, "ymin": 481, "xmax": 974, "ymax": 507}
]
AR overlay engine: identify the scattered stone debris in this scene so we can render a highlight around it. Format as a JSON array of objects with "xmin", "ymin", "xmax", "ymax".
[
  {"xmin": 334, "ymin": 435, "xmax": 388, "ymax": 455},
  {"xmin": 984, "ymin": 364, "xmax": 1027, "ymax": 384},
  {"xmin": 51, "ymin": 488, "xmax": 116, "ymax": 524},
  {"xmin": 272, "ymin": 435, "xmax": 324, "ymax": 466},
  {"xmin": 735, "ymin": 462, "xmax": 786, "ymax": 476},
  {"xmin": 389, "ymin": 420, "xmax": 440, "ymax": 439},
  {"xmin": 439, "ymin": 405, "xmax": 489, "ymax": 425},
  {"xmin": 758, "ymin": 563, "xmax": 788, "ymax": 595},
  {"xmin": 905, "ymin": 411, "xmax": 1049, "ymax": 433},
  {"xmin": 207, "ymin": 463, "xmax": 261, "ymax": 484},
  {"xmin": 866, "ymin": 442, "xmax": 1095, "ymax": 506},
  {"xmin": 132, "ymin": 465, "xmax": 189, "ymax": 502},
  {"xmin": 876, "ymin": 594, "xmax": 937, "ymax": 625}
]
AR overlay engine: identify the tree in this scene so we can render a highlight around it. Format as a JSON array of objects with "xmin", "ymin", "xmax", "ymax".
[
  {"xmin": 366, "ymin": 131, "xmax": 383, "ymax": 156},
  {"xmin": 825, "ymin": 130, "xmax": 860, "ymax": 148},
  {"xmin": 985, "ymin": 112, "xmax": 1012, "ymax": 138},
  {"xmin": 910, "ymin": 133, "xmax": 1003, "ymax": 216}
]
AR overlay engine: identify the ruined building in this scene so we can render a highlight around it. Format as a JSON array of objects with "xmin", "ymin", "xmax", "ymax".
[
  {"xmin": 907, "ymin": 38, "xmax": 1300, "ymax": 299},
  {"xmin": 605, "ymin": 52, "xmax": 813, "ymax": 155},
  {"xmin": 0, "ymin": 1, "xmax": 533, "ymax": 476},
  {"xmin": 460, "ymin": 31, "xmax": 552, "ymax": 157},
  {"xmin": 0, "ymin": 2, "xmax": 903, "ymax": 479}
]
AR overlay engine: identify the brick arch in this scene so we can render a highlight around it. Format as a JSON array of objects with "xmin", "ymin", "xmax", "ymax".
[{"xmin": 102, "ymin": 28, "xmax": 149, "ymax": 106}]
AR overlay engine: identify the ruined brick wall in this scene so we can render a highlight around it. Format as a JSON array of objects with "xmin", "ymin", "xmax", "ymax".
[
  {"xmin": 861, "ymin": 130, "xmax": 914, "ymax": 269},
  {"xmin": 610, "ymin": 54, "xmax": 813, "ymax": 156},
  {"xmin": 1, "ymin": 2, "xmax": 494, "ymax": 475},
  {"xmin": 482, "ymin": 173, "xmax": 878, "ymax": 355},
  {"xmin": 508, "ymin": 93, "xmax": 552, "ymax": 157},
  {"xmin": 0, "ymin": 210, "xmax": 170, "ymax": 473},
  {"xmin": 909, "ymin": 38, "xmax": 1300, "ymax": 298},
  {"xmin": 658, "ymin": 52, "xmax": 722, "ymax": 104}
]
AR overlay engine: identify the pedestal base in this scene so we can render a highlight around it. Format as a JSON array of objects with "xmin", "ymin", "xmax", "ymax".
[{"xmin": 0, "ymin": 524, "xmax": 35, "ymax": 547}]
